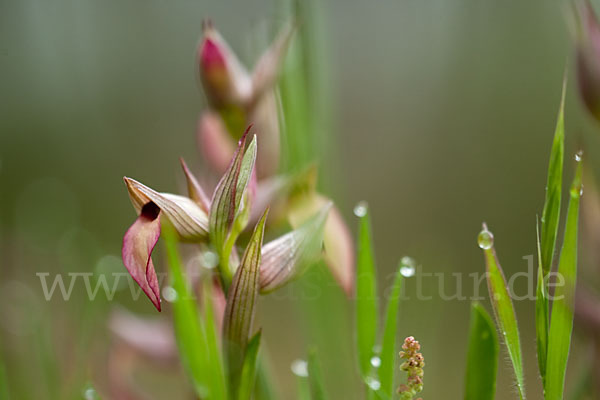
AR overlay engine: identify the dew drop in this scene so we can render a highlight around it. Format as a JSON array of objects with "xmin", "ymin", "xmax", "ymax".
[
  {"xmin": 575, "ymin": 150, "xmax": 583, "ymax": 162},
  {"xmin": 291, "ymin": 359, "xmax": 308, "ymax": 377},
  {"xmin": 202, "ymin": 251, "xmax": 219, "ymax": 269},
  {"xmin": 353, "ymin": 201, "xmax": 368, "ymax": 217},
  {"xmin": 162, "ymin": 286, "xmax": 178, "ymax": 303},
  {"xmin": 83, "ymin": 387, "xmax": 98, "ymax": 400},
  {"xmin": 477, "ymin": 225, "xmax": 494, "ymax": 250},
  {"xmin": 399, "ymin": 256, "xmax": 416, "ymax": 277},
  {"xmin": 370, "ymin": 356, "xmax": 381, "ymax": 368},
  {"xmin": 366, "ymin": 377, "xmax": 381, "ymax": 391}
]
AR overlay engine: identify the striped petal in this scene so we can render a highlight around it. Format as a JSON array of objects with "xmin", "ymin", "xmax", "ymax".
[
  {"xmin": 260, "ymin": 203, "xmax": 330, "ymax": 292},
  {"xmin": 288, "ymin": 194, "xmax": 355, "ymax": 295},
  {"xmin": 223, "ymin": 209, "xmax": 268, "ymax": 386},
  {"xmin": 124, "ymin": 177, "xmax": 209, "ymax": 241},
  {"xmin": 209, "ymin": 129, "xmax": 257, "ymax": 254}
]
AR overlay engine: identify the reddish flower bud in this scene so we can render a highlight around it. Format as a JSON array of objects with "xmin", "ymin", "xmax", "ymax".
[{"xmin": 575, "ymin": 0, "xmax": 600, "ymax": 120}]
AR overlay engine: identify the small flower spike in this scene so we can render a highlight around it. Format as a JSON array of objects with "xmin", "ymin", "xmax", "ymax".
[{"xmin": 397, "ymin": 336, "xmax": 425, "ymax": 400}]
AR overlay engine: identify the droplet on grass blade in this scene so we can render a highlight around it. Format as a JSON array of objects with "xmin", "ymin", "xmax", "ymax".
[
  {"xmin": 399, "ymin": 256, "xmax": 416, "ymax": 277},
  {"xmin": 366, "ymin": 376, "xmax": 381, "ymax": 391},
  {"xmin": 477, "ymin": 225, "xmax": 494, "ymax": 250},
  {"xmin": 370, "ymin": 356, "xmax": 381, "ymax": 368},
  {"xmin": 353, "ymin": 201, "xmax": 368, "ymax": 217},
  {"xmin": 291, "ymin": 359, "xmax": 308, "ymax": 377}
]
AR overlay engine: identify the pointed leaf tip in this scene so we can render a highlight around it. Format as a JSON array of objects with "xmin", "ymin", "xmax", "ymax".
[
  {"xmin": 223, "ymin": 209, "xmax": 268, "ymax": 384},
  {"xmin": 479, "ymin": 225, "xmax": 525, "ymax": 399},
  {"xmin": 209, "ymin": 130, "xmax": 257, "ymax": 263},
  {"xmin": 180, "ymin": 158, "xmax": 211, "ymax": 212}
]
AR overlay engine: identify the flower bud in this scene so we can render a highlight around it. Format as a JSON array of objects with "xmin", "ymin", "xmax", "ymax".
[
  {"xmin": 198, "ymin": 20, "xmax": 252, "ymax": 108},
  {"xmin": 575, "ymin": 0, "xmax": 600, "ymax": 120}
]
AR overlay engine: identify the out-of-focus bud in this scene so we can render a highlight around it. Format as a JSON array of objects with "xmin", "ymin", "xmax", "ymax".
[
  {"xmin": 197, "ymin": 21, "xmax": 294, "ymax": 180},
  {"xmin": 249, "ymin": 22, "xmax": 295, "ymax": 107},
  {"xmin": 575, "ymin": 0, "xmax": 600, "ymax": 121},
  {"xmin": 197, "ymin": 110, "xmax": 236, "ymax": 176},
  {"xmin": 109, "ymin": 308, "xmax": 177, "ymax": 363},
  {"xmin": 198, "ymin": 20, "xmax": 252, "ymax": 108},
  {"xmin": 249, "ymin": 93, "xmax": 281, "ymax": 177},
  {"xmin": 288, "ymin": 194, "xmax": 355, "ymax": 295}
]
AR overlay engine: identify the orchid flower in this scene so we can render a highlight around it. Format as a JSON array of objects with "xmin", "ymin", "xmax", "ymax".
[
  {"xmin": 197, "ymin": 20, "xmax": 294, "ymax": 178},
  {"xmin": 122, "ymin": 128, "xmax": 334, "ymax": 310}
]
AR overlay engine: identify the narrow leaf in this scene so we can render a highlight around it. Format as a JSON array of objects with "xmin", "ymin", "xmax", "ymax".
[
  {"xmin": 163, "ymin": 222, "xmax": 209, "ymax": 398},
  {"xmin": 535, "ymin": 219, "xmax": 549, "ymax": 383},
  {"xmin": 223, "ymin": 209, "xmax": 268, "ymax": 388},
  {"xmin": 379, "ymin": 267, "xmax": 403, "ymax": 397},
  {"xmin": 356, "ymin": 204, "xmax": 378, "ymax": 379},
  {"xmin": 545, "ymin": 155, "xmax": 583, "ymax": 400},
  {"xmin": 238, "ymin": 331, "xmax": 262, "ymax": 400},
  {"xmin": 479, "ymin": 223, "xmax": 526, "ymax": 400},
  {"xmin": 464, "ymin": 303, "xmax": 499, "ymax": 400},
  {"xmin": 307, "ymin": 349, "xmax": 328, "ymax": 400},
  {"xmin": 540, "ymin": 80, "xmax": 565, "ymax": 276},
  {"xmin": 202, "ymin": 279, "xmax": 228, "ymax": 400},
  {"xmin": 260, "ymin": 203, "xmax": 330, "ymax": 292}
]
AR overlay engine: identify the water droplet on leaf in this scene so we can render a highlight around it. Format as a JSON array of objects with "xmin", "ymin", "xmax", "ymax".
[
  {"xmin": 370, "ymin": 356, "xmax": 381, "ymax": 368},
  {"xmin": 353, "ymin": 201, "xmax": 368, "ymax": 217},
  {"xmin": 399, "ymin": 256, "xmax": 416, "ymax": 277},
  {"xmin": 477, "ymin": 226, "xmax": 494, "ymax": 250},
  {"xmin": 366, "ymin": 377, "xmax": 381, "ymax": 391},
  {"xmin": 291, "ymin": 359, "xmax": 308, "ymax": 377}
]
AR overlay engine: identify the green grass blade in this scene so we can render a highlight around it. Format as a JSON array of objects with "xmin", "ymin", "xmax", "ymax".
[
  {"xmin": 540, "ymin": 82, "xmax": 565, "ymax": 277},
  {"xmin": 307, "ymin": 349, "xmax": 328, "ymax": 400},
  {"xmin": 535, "ymin": 220, "xmax": 549, "ymax": 383},
  {"xmin": 255, "ymin": 358, "xmax": 278, "ymax": 400},
  {"xmin": 238, "ymin": 331, "xmax": 262, "ymax": 400},
  {"xmin": 297, "ymin": 375, "xmax": 312, "ymax": 400},
  {"xmin": 464, "ymin": 303, "xmax": 499, "ymax": 400},
  {"xmin": 545, "ymin": 156, "xmax": 583, "ymax": 400},
  {"xmin": 163, "ymin": 223, "xmax": 209, "ymax": 398},
  {"xmin": 479, "ymin": 224, "xmax": 526, "ymax": 400},
  {"xmin": 202, "ymin": 280, "xmax": 228, "ymax": 400},
  {"xmin": 356, "ymin": 204, "xmax": 379, "ymax": 380},
  {"xmin": 379, "ymin": 268, "xmax": 403, "ymax": 397}
]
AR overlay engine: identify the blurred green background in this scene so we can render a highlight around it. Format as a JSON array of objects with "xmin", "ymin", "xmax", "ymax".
[{"xmin": 1, "ymin": 0, "xmax": 599, "ymax": 398}]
